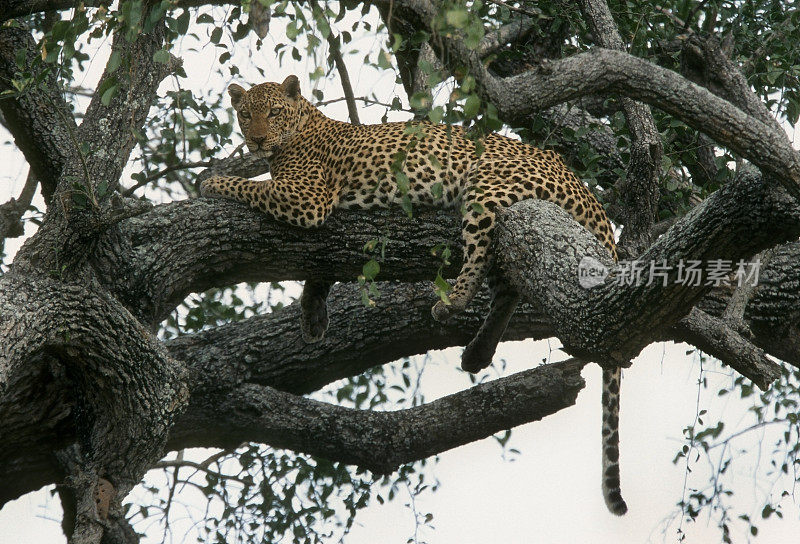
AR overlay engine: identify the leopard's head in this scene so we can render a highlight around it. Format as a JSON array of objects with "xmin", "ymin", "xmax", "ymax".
[{"xmin": 228, "ymin": 75, "xmax": 304, "ymax": 159}]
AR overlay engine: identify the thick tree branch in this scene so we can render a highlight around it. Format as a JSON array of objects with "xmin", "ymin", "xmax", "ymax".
[
  {"xmin": 113, "ymin": 203, "xmax": 463, "ymax": 326},
  {"xmin": 0, "ymin": 273, "xmax": 187, "ymax": 542},
  {"xmin": 493, "ymin": 165, "xmax": 800, "ymax": 366},
  {"xmin": 677, "ymin": 34, "xmax": 784, "ymax": 138},
  {"xmin": 673, "ymin": 308, "xmax": 781, "ymax": 390},
  {"xmin": 580, "ymin": 0, "xmax": 662, "ymax": 256},
  {"xmin": 166, "ymin": 282, "xmax": 553, "ymax": 396},
  {"xmin": 477, "ymin": 17, "xmax": 538, "ymax": 57},
  {"xmin": 168, "ymin": 359, "xmax": 586, "ymax": 473},
  {"xmin": 485, "ymin": 49, "xmax": 800, "ymax": 197},
  {"xmin": 75, "ymin": 11, "xmax": 176, "ymax": 196},
  {"xmin": 194, "ymin": 147, "xmax": 270, "ymax": 188},
  {"xmin": 0, "ymin": 25, "xmax": 76, "ymax": 203}
]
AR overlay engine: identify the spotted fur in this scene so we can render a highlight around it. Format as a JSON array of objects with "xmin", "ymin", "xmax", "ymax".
[{"xmin": 200, "ymin": 75, "xmax": 625, "ymax": 514}]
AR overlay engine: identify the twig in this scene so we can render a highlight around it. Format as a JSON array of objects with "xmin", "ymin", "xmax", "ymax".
[
  {"xmin": 314, "ymin": 95, "xmax": 407, "ymax": 111},
  {"xmin": 483, "ymin": 0, "xmax": 546, "ymax": 19},
  {"xmin": 153, "ymin": 459, "xmax": 250, "ymax": 484},
  {"xmin": 328, "ymin": 36, "xmax": 360, "ymax": 125},
  {"xmin": 123, "ymin": 160, "xmax": 213, "ymax": 196},
  {"xmin": 654, "ymin": 5, "xmax": 690, "ymax": 30},
  {"xmin": 683, "ymin": 0, "xmax": 709, "ymax": 32},
  {"xmin": 675, "ymin": 308, "xmax": 782, "ymax": 390},
  {"xmin": 313, "ymin": 0, "xmax": 360, "ymax": 125}
]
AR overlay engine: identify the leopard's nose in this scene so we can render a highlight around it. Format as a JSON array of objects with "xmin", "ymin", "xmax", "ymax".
[{"xmin": 251, "ymin": 135, "xmax": 266, "ymax": 147}]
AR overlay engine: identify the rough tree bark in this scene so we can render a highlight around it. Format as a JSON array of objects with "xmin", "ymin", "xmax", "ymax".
[{"xmin": 1, "ymin": 1, "xmax": 800, "ymax": 543}]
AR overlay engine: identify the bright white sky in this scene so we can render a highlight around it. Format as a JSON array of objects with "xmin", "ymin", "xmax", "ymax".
[{"xmin": 1, "ymin": 5, "xmax": 799, "ymax": 544}]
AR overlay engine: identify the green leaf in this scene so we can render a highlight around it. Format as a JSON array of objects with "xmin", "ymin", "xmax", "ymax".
[
  {"xmin": 376, "ymin": 49, "xmax": 393, "ymax": 70},
  {"xmin": 395, "ymin": 171, "xmax": 410, "ymax": 193},
  {"xmin": 107, "ymin": 50, "xmax": 122, "ymax": 73},
  {"xmin": 286, "ymin": 21, "xmax": 300, "ymax": 39},
  {"xmin": 434, "ymin": 273, "xmax": 451, "ymax": 303},
  {"xmin": 101, "ymin": 83, "xmax": 118, "ymax": 106},
  {"xmin": 176, "ymin": 10, "xmax": 191, "ymax": 34},
  {"xmin": 445, "ymin": 8, "xmax": 469, "ymax": 29},
  {"xmin": 96, "ymin": 180, "xmax": 109, "ymax": 199},
  {"xmin": 152, "ymin": 49, "xmax": 171, "ymax": 64},
  {"xmin": 309, "ymin": 66, "xmax": 325, "ymax": 80},
  {"xmin": 465, "ymin": 20, "xmax": 484, "ymax": 49},
  {"xmin": 72, "ymin": 191, "xmax": 88, "ymax": 209},
  {"xmin": 400, "ymin": 194, "xmax": 413, "ymax": 217},
  {"xmin": 362, "ymin": 259, "xmax": 380, "ymax": 280},
  {"xmin": 391, "ymin": 33, "xmax": 403, "ymax": 52},
  {"xmin": 409, "ymin": 92, "xmax": 431, "ymax": 110},
  {"xmin": 427, "ymin": 106, "xmax": 444, "ymax": 124},
  {"xmin": 463, "ymin": 94, "xmax": 481, "ymax": 119},
  {"xmin": 316, "ymin": 16, "xmax": 331, "ymax": 39},
  {"xmin": 427, "ymin": 153, "xmax": 443, "ymax": 170},
  {"xmin": 430, "ymin": 181, "xmax": 443, "ymax": 199},
  {"xmin": 210, "ymin": 26, "xmax": 223, "ymax": 44}
]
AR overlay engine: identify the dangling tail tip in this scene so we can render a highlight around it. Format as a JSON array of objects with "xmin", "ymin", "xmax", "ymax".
[{"xmin": 604, "ymin": 491, "xmax": 628, "ymax": 516}]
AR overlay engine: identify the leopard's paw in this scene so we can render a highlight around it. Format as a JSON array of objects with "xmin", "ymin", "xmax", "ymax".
[
  {"xmin": 431, "ymin": 300, "xmax": 452, "ymax": 322},
  {"xmin": 301, "ymin": 311, "xmax": 328, "ymax": 343},
  {"xmin": 460, "ymin": 340, "xmax": 494, "ymax": 373}
]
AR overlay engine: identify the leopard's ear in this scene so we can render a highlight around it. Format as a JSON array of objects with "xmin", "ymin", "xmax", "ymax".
[
  {"xmin": 228, "ymin": 84, "xmax": 246, "ymax": 109},
  {"xmin": 281, "ymin": 75, "xmax": 301, "ymax": 100}
]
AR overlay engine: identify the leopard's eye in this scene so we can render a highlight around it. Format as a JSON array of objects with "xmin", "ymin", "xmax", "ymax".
[
  {"xmin": 239, "ymin": 111, "xmax": 251, "ymax": 120},
  {"xmin": 270, "ymin": 107, "xmax": 283, "ymax": 117}
]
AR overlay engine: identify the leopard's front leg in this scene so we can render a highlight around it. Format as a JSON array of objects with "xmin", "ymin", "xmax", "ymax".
[{"xmin": 199, "ymin": 164, "xmax": 334, "ymax": 228}]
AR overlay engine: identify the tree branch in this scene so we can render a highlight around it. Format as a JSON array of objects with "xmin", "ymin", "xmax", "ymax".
[
  {"xmin": 324, "ymin": 20, "xmax": 360, "ymax": 125},
  {"xmin": 168, "ymin": 359, "xmax": 586, "ymax": 473},
  {"xmin": 0, "ymin": 171, "xmax": 37, "ymax": 243},
  {"xmin": 493, "ymin": 165, "xmax": 800, "ymax": 366},
  {"xmin": 477, "ymin": 17, "xmax": 538, "ymax": 57},
  {"xmin": 75, "ymin": 8, "xmax": 177, "ymax": 196},
  {"xmin": 0, "ymin": 24, "xmax": 77, "ymax": 203},
  {"xmin": 580, "ymin": 0, "xmax": 662, "ymax": 256},
  {"xmin": 672, "ymin": 308, "xmax": 781, "ymax": 390},
  {"xmin": 678, "ymin": 33, "xmax": 784, "ymax": 136},
  {"xmin": 194, "ymin": 145, "xmax": 270, "ymax": 189},
  {"xmin": 166, "ymin": 282, "xmax": 553, "ymax": 396},
  {"xmin": 385, "ymin": 0, "xmax": 800, "ymax": 200},
  {"xmin": 485, "ymin": 49, "xmax": 800, "ymax": 197}
]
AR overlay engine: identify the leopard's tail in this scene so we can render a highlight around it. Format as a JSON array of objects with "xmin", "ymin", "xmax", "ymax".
[{"xmin": 601, "ymin": 366, "xmax": 627, "ymax": 515}]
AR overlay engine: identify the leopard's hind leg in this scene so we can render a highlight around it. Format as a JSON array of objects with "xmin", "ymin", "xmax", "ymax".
[
  {"xmin": 431, "ymin": 187, "xmax": 497, "ymax": 322},
  {"xmin": 461, "ymin": 271, "xmax": 520, "ymax": 373},
  {"xmin": 432, "ymin": 162, "xmax": 528, "ymax": 322},
  {"xmin": 300, "ymin": 280, "xmax": 332, "ymax": 342}
]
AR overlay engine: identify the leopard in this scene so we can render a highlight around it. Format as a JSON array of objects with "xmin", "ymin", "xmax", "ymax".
[{"xmin": 199, "ymin": 75, "xmax": 627, "ymax": 515}]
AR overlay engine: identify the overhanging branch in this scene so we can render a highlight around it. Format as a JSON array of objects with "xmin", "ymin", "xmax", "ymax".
[
  {"xmin": 384, "ymin": 0, "xmax": 800, "ymax": 200},
  {"xmin": 168, "ymin": 359, "xmax": 587, "ymax": 473}
]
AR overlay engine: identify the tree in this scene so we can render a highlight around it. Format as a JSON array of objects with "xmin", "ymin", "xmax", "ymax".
[{"xmin": 1, "ymin": 0, "xmax": 800, "ymax": 542}]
